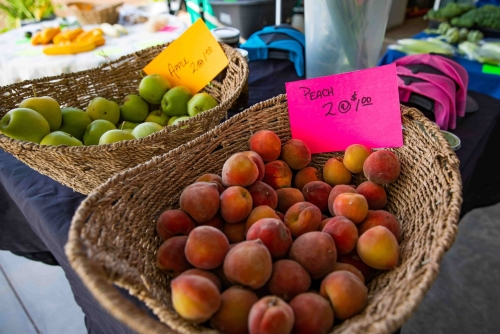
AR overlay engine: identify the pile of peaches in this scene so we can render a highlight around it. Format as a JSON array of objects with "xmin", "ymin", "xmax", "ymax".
[{"xmin": 155, "ymin": 129, "xmax": 402, "ymax": 334}]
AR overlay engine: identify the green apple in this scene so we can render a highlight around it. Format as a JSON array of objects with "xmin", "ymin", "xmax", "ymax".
[
  {"xmin": 167, "ymin": 116, "xmax": 180, "ymax": 126},
  {"xmin": 40, "ymin": 131, "xmax": 83, "ymax": 146},
  {"xmin": 145, "ymin": 110, "xmax": 169, "ymax": 126},
  {"xmin": 98, "ymin": 129, "xmax": 136, "ymax": 145},
  {"xmin": 18, "ymin": 96, "xmax": 62, "ymax": 131},
  {"xmin": 171, "ymin": 116, "xmax": 191, "ymax": 129},
  {"xmin": 83, "ymin": 119, "xmax": 116, "ymax": 145},
  {"xmin": 59, "ymin": 107, "xmax": 92, "ymax": 141},
  {"xmin": 138, "ymin": 74, "xmax": 171, "ymax": 104},
  {"xmin": 85, "ymin": 97, "xmax": 120, "ymax": 124},
  {"xmin": 187, "ymin": 93, "xmax": 218, "ymax": 117},
  {"xmin": 119, "ymin": 94, "xmax": 149, "ymax": 122},
  {"xmin": 161, "ymin": 86, "xmax": 193, "ymax": 117},
  {"xmin": 131, "ymin": 122, "xmax": 163, "ymax": 139},
  {"xmin": 118, "ymin": 121, "xmax": 140, "ymax": 130},
  {"xmin": 0, "ymin": 108, "xmax": 50, "ymax": 143}
]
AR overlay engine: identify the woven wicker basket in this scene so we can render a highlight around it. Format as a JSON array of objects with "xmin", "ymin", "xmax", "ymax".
[
  {"xmin": 68, "ymin": 2, "xmax": 122, "ymax": 25},
  {"xmin": 0, "ymin": 43, "xmax": 248, "ymax": 195},
  {"xmin": 66, "ymin": 94, "xmax": 462, "ymax": 334}
]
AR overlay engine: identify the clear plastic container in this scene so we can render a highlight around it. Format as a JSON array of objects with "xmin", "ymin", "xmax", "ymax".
[
  {"xmin": 211, "ymin": 27, "xmax": 241, "ymax": 83},
  {"xmin": 304, "ymin": 0, "xmax": 392, "ymax": 78}
]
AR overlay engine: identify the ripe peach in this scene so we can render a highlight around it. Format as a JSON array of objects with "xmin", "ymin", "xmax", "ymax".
[
  {"xmin": 327, "ymin": 184, "xmax": 358, "ymax": 216},
  {"xmin": 302, "ymin": 181, "xmax": 332, "ymax": 213},
  {"xmin": 323, "ymin": 157, "xmax": 352, "ymax": 186},
  {"xmin": 195, "ymin": 173, "xmax": 225, "ymax": 194},
  {"xmin": 284, "ymin": 202, "xmax": 323, "ymax": 238},
  {"xmin": 322, "ymin": 216, "xmax": 358, "ymax": 255},
  {"xmin": 201, "ymin": 212, "xmax": 224, "ymax": 230},
  {"xmin": 213, "ymin": 265, "xmax": 234, "ymax": 290},
  {"xmin": 363, "ymin": 149, "xmax": 401, "ymax": 185},
  {"xmin": 358, "ymin": 209, "xmax": 402, "ymax": 243},
  {"xmin": 210, "ymin": 286, "xmax": 259, "ymax": 334},
  {"xmin": 276, "ymin": 188, "xmax": 305, "ymax": 215},
  {"xmin": 357, "ymin": 225, "xmax": 399, "ymax": 270},
  {"xmin": 289, "ymin": 292, "xmax": 334, "ymax": 334},
  {"xmin": 246, "ymin": 218, "xmax": 292, "ymax": 259},
  {"xmin": 248, "ymin": 296, "xmax": 294, "ymax": 334},
  {"xmin": 343, "ymin": 144, "xmax": 372, "ymax": 174},
  {"xmin": 330, "ymin": 262, "xmax": 365, "ymax": 283},
  {"xmin": 333, "ymin": 192, "xmax": 369, "ymax": 224},
  {"xmin": 262, "ymin": 160, "xmax": 293, "ymax": 190},
  {"xmin": 220, "ymin": 186, "xmax": 253, "ymax": 223},
  {"xmin": 245, "ymin": 205, "xmax": 280, "ymax": 231},
  {"xmin": 294, "ymin": 166, "xmax": 324, "ymax": 191},
  {"xmin": 320, "ymin": 270, "xmax": 367, "ymax": 320},
  {"xmin": 246, "ymin": 181, "xmax": 278, "ymax": 209},
  {"xmin": 184, "ymin": 226, "xmax": 230, "ymax": 270},
  {"xmin": 195, "ymin": 173, "xmax": 223, "ymax": 184},
  {"xmin": 267, "ymin": 259, "xmax": 311, "ymax": 301},
  {"xmin": 337, "ymin": 251, "xmax": 379, "ymax": 283},
  {"xmin": 242, "ymin": 151, "xmax": 265, "ymax": 181},
  {"xmin": 289, "ymin": 231, "xmax": 337, "ymax": 279},
  {"xmin": 248, "ymin": 129, "xmax": 281, "ymax": 162},
  {"xmin": 279, "ymin": 139, "xmax": 312, "ymax": 170},
  {"xmin": 179, "ymin": 268, "xmax": 222, "ymax": 291},
  {"xmin": 223, "ymin": 221, "xmax": 247, "ymax": 243},
  {"xmin": 223, "ymin": 239, "xmax": 273, "ymax": 289},
  {"xmin": 156, "ymin": 209, "xmax": 195, "ymax": 241},
  {"xmin": 157, "ymin": 236, "xmax": 192, "ymax": 274},
  {"xmin": 171, "ymin": 274, "xmax": 221, "ymax": 323},
  {"xmin": 179, "ymin": 182, "xmax": 220, "ymax": 224},
  {"xmin": 356, "ymin": 181, "xmax": 387, "ymax": 210},
  {"xmin": 222, "ymin": 152, "xmax": 260, "ymax": 187},
  {"xmin": 320, "ymin": 217, "xmax": 332, "ymax": 230}
]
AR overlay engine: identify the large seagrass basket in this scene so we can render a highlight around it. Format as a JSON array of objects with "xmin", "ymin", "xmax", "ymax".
[
  {"xmin": 66, "ymin": 94, "xmax": 462, "ymax": 334},
  {"xmin": 0, "ymin": 43, "xmax": 248, "ymax": 195}
]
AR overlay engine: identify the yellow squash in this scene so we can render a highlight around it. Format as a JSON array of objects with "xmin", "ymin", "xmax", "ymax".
[
  {"xmin": 43, "ymin": 41, "xmax": 97, "ymax": 55},
  {"xmin": 40, "ymin": 27, "xmax": 61, "ymax": 45},
  {"xmin": 75, "ymin": 28, "xmax": 103, "ymax": 43}
]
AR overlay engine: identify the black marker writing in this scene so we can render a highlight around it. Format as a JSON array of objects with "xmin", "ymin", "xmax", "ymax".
[
  {"xmin": 300, "ymin": 86, "xmax": 334, "ymax": 101},
  {"xmin": 338, "ymin": 100, "xmax": 351, "ymax": 113},
  {"xmin": 168, "ymin": 57, "xmax": 189, "ymax": 79},
  {"xmin": 323, "ymin": 102, "xmax": 334, "ymax": 116}
]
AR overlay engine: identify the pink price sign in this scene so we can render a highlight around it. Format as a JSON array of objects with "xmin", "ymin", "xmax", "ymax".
[{"xmin": 285, "ymin": 64, "xmax": 403, "ymax": 154}]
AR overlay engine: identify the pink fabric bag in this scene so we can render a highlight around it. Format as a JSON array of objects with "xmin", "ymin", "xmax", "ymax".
[
  {"xmin": 396, "ymin": 65, "xmax": 458, "ymax": 130},
  {"xmin": 394, "ymin": 54, "xmax": 469, "ymax": 118},
  {"xmin": 397, "ymin": 75, "xmax": 454, "ymax": 130}
]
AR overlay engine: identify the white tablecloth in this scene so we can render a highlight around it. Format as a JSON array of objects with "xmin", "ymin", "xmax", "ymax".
[{"xmin": 0, "ymin": 15, "xmax": 188, "ymax": 86}]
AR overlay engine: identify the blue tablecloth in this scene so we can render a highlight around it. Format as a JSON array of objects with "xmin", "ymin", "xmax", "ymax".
[{"xmin": 378, "ymin": 32, "xmax": 500, "ymax": 100}]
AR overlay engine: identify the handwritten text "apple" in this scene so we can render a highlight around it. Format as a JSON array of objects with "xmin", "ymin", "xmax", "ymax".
[
  {"xmin": 168, "ymin": 58, "xmax": 189, "ymax": 79},
  {"xmin": 299, "ymin": 86, "xmax": 334, "ymax": 101}
]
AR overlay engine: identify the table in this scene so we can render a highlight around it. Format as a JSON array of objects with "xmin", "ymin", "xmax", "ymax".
[
  {"xmin": 1, "ymin": 57, "xmax": 500, "ymax": 333},
  {"xmin": 0, "ymin": 14, "xmax": 187, "ymax": 86},
  {"xmin": 378, "ymin": 31, "xmax": 500, "ymax": 100}
]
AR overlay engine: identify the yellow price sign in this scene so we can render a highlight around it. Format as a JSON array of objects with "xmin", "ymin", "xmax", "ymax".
[{"xmin": 143, "ymin": 19, "xmax": 229, "ymax": 94}]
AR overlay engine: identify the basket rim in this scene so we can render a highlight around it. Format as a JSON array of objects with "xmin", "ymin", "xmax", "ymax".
[
  {"xmin": 0, "ymin": 43, "xmax": 248, "ymax": 154},
  {"xmin": 67, "ymin": 1, "xmax": 123, "ymax": 11},
  {"xmin": 65, "ymin": 95, "xmax": 463, "ymax": 334}
]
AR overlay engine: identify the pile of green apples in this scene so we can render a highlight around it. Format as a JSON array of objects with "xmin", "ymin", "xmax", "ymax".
[{"xmin": 0, "ymin": 74, "xmax": 218, "ymax": 146}]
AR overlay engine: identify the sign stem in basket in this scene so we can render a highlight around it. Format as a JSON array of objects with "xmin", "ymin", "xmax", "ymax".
[{"xmin": 285, "ymin": 63, "xmax": 403, "ymax": 154}]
